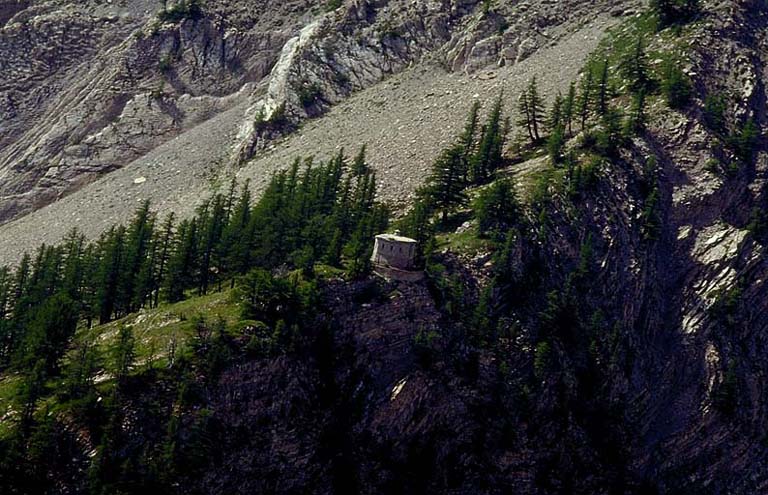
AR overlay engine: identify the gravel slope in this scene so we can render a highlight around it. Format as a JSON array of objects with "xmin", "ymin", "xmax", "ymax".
[{"xmin": 0, "ymin": 15, "xmax": 616, "ymax": 266}]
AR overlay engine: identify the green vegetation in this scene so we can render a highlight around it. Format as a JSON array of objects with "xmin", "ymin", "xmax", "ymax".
[
  {"xmin": 651, "ymin": 0, "xmax": 700, "ymax": 28},
  {"xmin": 474, "ymin": 179, "xmax": 519, "ymax": 239},
  {"xmin": 298, "ymin": 83, "xmax": 323, "ymax": 108},
  {"xmin": 158, "ymin": 0, "xmax": 203, "ymax": 22},
  {"xmin": 703, "ymin": 93, "xmax": 727, "ymax": 134},
  {"xmin": 0, "ymin": 146, "xmax": 388, "ymax": 490},
  {"xmin": 661, "ymin": 62, "xmax": 692, "ymax": 109},
  {"xmin": 325, "ymin": 0, "xmax": 343, "ymax": 11},
  {"xmin": 254, "ymin": 102, "xmax": 291, "ymax": 134}
]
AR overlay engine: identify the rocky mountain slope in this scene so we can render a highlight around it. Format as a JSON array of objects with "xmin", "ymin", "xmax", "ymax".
[
  {"xmin": 2, "ymin": 0, "xmax": 768, "ymax": 493},
  {"xmin": 0, "ymin": 0, "xmax": 632, "ymax": 265}
]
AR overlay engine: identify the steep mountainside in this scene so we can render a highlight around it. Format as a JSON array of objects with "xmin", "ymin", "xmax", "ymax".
[
  {"xmin": 2, "ymin": 0, "xmax": 768, "ymax": 493},
  {"xmin": 0, "ymin": 0, "xmax": 632, "ymax": 264}
]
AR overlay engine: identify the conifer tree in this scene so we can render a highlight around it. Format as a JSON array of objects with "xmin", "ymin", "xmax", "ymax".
[
  {"xmin": 221, "ymin": 182, "xmax": 252, "ymax": 285},
  {"xmin": 474, "ymin": 179, "xmax": 519, "ymax": 237},
  {"xmin": 547, "ymin": 124, "xmax": 566, "ymax": 164},
  {"xmin": 351, "ymin": 145, "xmax": 370, "ymax": 177},
  {"xmin": 471, "ymin": 96, "xmax": 505, "ymax": 181},
  {"xmin": 597, "ymin": 106, "xmax": 625, "ymax": 157},
  {"xmin": 428, "ymin": 145, "xmax": 468, "ymax": 222},
  {"xmin": 661, "ymin": 62, "xmax": 692, "ymax": 109},
  {"xmin": 120, "ymin": 201, "xmax": 154, "ymax": 314},
  {"xmin": 96, "ymin": 226, "xmax": 126, "ymax": 323},
  {"xmin": 596, "ymin": 59, "xmax": 610, "ymax": 116},
  {"xmin": 152, "ymin": 213, "xmax": 175, "ymax": 307},
  {"xmin": 620, "ymin": 38, "xmax": 651, "ymax": 94},
  {"xmin": 15, "ymin": 292, "xmax": 78, "ymax": 375},
  {"xmin": 398, "ymin": 199, "xmax": 435, "ymax": 265},
  {"xmin": 459, "ymin": 101, "xmax": 481, "ymax": 171},
  {"xmin": 164, "ymin": 219, "xmax": 198, "ymax": 302},
  {"xmin": 563, "ymin": 81, "xmax": 577, "ymax": 136},
  {"xmin": 578, "ymin": 69, "xmax": 594, "ymax": 130},
  {"xmin": 198, "ymin": 194, "xmax": 227, "ymax": 295},
  {"xmin": 112, "ymin": 325, "xmax": 135, "ymax": 384},
  {"xmin": 518, "ymin": 78, "xmax": 545, "ymax": 143},
  {"xmin": 548, "ymin": 93, "xmax": 564, "ymax": 132},
  {"xmin": 626, "ymin": 90, "xmax": 647, "ymax": 135},
  {"xmin": 59, "ymin": 230, "xmax": 87, "ymax": 299}
]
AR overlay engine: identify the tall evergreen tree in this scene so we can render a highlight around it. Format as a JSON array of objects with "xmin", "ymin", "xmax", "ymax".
[
  {"xmin": 626, "ymin": 90, "xmax": 647, "ymax": 135},
  {"xmin": 428, "ymin": 145, "xmax": 469, "ymax": 222},
  {"xmin": 96, "ymin": 226, "xmax": 127, "ymax": 323},
  {"xmin": 563, "ymin": 81, "xmax": 577, "ymax": 136},
  {"xmin": 518, "ymin": 78, "xmax": 545, "ymax": 143},
  {"xmin": 596, "ymin": 59, "xmax": 610, "ymax": 116},
  {"xmin": 164, "ymin": 219, "xmax": 198, "ymax": 302},
  {"xmin": 221, "ymin": 182, "xmax": 252, "ymax": 285},
  {"xmin": 122, "ymin": 201, "xmax": 155, "ymax": 312},
  {"xmin": 148, "ymin": 213, "xmax": 174, "ymax": 307},
  {"xmin": 471, "ymin": 96, "xmax": 505, "ymax": 182},
  {"xmin": 459, "ymin": 101, "xmax": 481, "ymax": 172},
  {"xmin": 351, "ymin": 145, "xmax": 370, "ymax": 177},
  {"xmin": 620, "ymin": 38, "xmax": 651, "ymax": 94},
  {"xmin": 578, "ymin": 69, "xmax": 594, "ymax": 130}
]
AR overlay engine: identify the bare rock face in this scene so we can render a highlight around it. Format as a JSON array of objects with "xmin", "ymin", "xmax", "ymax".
[
  {"xmin": 234, "ymin": 0, "xmax": 634, "ymax": 161},
  {"xmin": 0, "ymin": 0, "xmax": 312, "ymax": 223}
]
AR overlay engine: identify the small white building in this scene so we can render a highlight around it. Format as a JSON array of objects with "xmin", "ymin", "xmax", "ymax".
[{"xmin": 371, "ymin": 233, "xmax": 418, "ymax": 271}]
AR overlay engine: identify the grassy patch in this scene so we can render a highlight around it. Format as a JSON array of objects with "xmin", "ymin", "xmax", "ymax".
[
  {"xmin": 78, "ymin": 290, "xmax": 241, "ymax": 370},
  {"xmin": 0, "ymin": 374, "xmax": 21, "ymax": 439},
  {"xmin": 436, "ymin": 229, "xmax": 493, "ymax": 255}
]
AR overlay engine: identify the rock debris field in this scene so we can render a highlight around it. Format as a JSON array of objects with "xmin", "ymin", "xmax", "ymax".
[{"xmin": 0, "ymin": 17, "xmax": 615, "ymax": 266}]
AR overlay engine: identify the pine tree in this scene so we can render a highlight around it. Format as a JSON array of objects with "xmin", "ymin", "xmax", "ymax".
[
  {"xmin": 620, "ymin": 38, "xmax": 651, "ymax": 94},
  {"xmin": 547, "ymin": 93, "xmax": 564, "ymax": 132},
  {"xmin": 428, "ymin": 145, "xmax": 468, "ymax": 222},
  {"xmin": 198, "ymin": 194, "xmax": 227, "ymax": 295},
  {"xmin": 325, "ymin": 176, "xmax": 353, "ymax": 266},
  {"xmin": 96, "ymin": 226, "xmax": 126, "ymax": 323},
  {"xmin": 112, "ymin": 325, "xmax": 136, "ymax": 384},
  {"xmin": 518, "ymin": 78, "xmax": 545, "ymax": 143},
  {"xmin": 471, "ymin": 96, "xmax": 505, "ymax": 182},
  {"xmin": 164, "ymin": 219, "xmax": 198, "ymax": 302},
  {"xmin": 459, "ymin": 101, "xmax": 481, "ymax": 174},
  {"xmin": 563, "ymin": 81, "xmax": 576, "ymax": 136},
  {"xmin": 15, "ymin": 292, "xmax": 78, "ymax": 375},
  {"xmin": 529, "ymin": 78, "xmax": 545, "ymax": 141},
  {"xmin": 152, "ymin": 213, "xmax": 175, "ymax": 307},
  {"xmin": 626, "ymin": 90, "xmax": 647, "ymax": 135},
  {"xmin": 596, "ymin": 59, "xmax": 610, "ymax": 116},
  {"xmin": 62, "ymin": 335, "xmax": 101, "ymax": 400},
  {"xmin": 547, "ymin": 124, "xmax": 566, "ymax": 164},
  {"xmin": 351, "ymin": 145, "xmax": 370, "ymax": 177},
  {"xmin": 120, "ymin": 201, "xmax": 155, "ymax": 314},
  {"xmin": 221, "ymin": 182, "xmax": 252, "ymax": 285},
  {"xmin": 597, "ymin": 106, "xmax": 625, "ymax": 157},
  {"xmin": 474, "ymin": 179, "xmax": 519, "ymax": 237},
  {"xmin": 398, "ymin": 199, "xmax": 435, "ymax": 265},
  {"xmin": 661, "ymin": 62, "xmax": 692, "ymax": 109},
  {"xmin": 578, "ymin": 69, "xmax": 594, "ymax": 130}
]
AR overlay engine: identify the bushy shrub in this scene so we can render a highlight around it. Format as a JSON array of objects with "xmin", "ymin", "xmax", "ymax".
[
  {"xmin": 159, "ymin": 0, "xmax": 203, "ymax": 22},
  {"xmin": 703, "ymin": 93, "xmax": 727, "ymax": 134},
  {"xmin": 651, "ymin": 0, "xmax": 699, "ymax": 27},
  {"xmin": 661, "ymin": 63, "xmax": 692, "ymax": 109},
  {"xmin": 474, "ymin": 179, "xmax": 519, "ymax": 237}
]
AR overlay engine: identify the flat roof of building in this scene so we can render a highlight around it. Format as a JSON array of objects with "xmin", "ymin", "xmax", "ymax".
[{"xmin": 375, "ymin": 233, "xmax": 418, "ymax": 243}]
